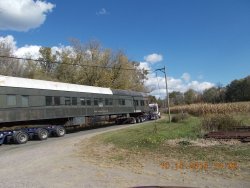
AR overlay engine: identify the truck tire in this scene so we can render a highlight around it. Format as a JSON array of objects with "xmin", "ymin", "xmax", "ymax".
[
  {"xmin": 130, "ymin": 117, "xmax": 136, "ymax": 124},
  {"xmin": 14, "ymin": 131, "xmax": 28, "ymax": 144},
  {"xmin": 37, "ymin": 128, "xmax": 49, "ymax": 140},
  {"xmin": 54, "ymin": 126, "xmax": 66, "ymax": 137}
]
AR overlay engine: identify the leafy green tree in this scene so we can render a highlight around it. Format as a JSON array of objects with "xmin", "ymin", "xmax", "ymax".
[
  {"xmin": 0, "ymin": 40, "xmax": 23, "ymax": 76},
  {"xmin": 54, "ymin": 39, "xmax": 148, "ymax": 92},
  {"xmin": 148, "ymin": 95, "xmax": 157, "ymax": 103},
  {"xmin": 169, "ymin": 91, "xmax": 184, "ymax": 106},
  {"xmin": 226, "ymin": 76, "xmax": 250, "ymax": 102},
  {"xmin": 203, "ymin": 87, "xmax": 220, "ymax": 103},
  {"xmin": 38, "ymin": 47, "xmax": 57, "ymax": 79},
  {"xmin": 184, "ymin": 89, "xmax": 197, "ymax": 104}
]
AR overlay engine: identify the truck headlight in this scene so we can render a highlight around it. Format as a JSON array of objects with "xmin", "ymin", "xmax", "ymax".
[{"xmin": 0, "ymin": 133, "xmax": 3, "ymax": 138}]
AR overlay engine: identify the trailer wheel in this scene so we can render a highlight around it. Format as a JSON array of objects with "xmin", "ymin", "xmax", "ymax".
[
  {"xmin": 5, "ymin": 136, "xmax": 12, "ymax": 144},
  {"xmin": 136, "ymin": 117, "xmax": 140, "ymax": 123},
  {"xmin": 37, "ymin": 128, "xmax": 49, "ymax": 140},
  {"xmin": 55, "ymin": 126, "xmax": 66, "ymax": 137},
  {"xmin": 14, "ymin": 132, "xmax": 28, "ymax": 144}
]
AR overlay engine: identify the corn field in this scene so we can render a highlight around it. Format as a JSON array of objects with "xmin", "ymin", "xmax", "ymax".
[{"xmin": 170, "ymin": 102, "xmax": 250, "ymax": 116}]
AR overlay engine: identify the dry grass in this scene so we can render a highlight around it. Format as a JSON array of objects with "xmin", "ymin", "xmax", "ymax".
[{"xmin": 170, "ymin": 102, "xmax": 250, "ymax": 116}]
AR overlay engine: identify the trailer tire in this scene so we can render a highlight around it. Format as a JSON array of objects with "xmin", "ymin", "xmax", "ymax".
[
  {"xmin": 54, "ymin": 126, "xmax": 66, "ymax": 137},
  {"xmin": 14, "ymin": 131, "xmax": 28, "ymax": 144},
  {"xmin": 136, "ymin": 117, "xmax": 141, "ymax": 123},
  {"xmin": 37, "ymin": 128, "xmax": 49, "ymax": 140},
  {"xmin": 5, "ymin": 136, "xmax": 12, "ymax": 144}
]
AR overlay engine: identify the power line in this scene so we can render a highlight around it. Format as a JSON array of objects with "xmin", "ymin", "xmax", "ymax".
[{"xmin": 0, "ymin": 55, "xmax": 151, "ymax": 72}]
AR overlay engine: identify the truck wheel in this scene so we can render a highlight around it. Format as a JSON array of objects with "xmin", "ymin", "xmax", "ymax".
[
  {"xmin": 55, "ymin": 126, "xmax": 66, "ymax": 137},
  {"xmin": 14, "ymin": 132, "xmax": 28, "ymax": 144},
  {"xmin": 130, "ymin": 117, "xmax": 136, "ymax": 124},
  {"xmin": 37, "ymin": 128, "xmax": 49, "ymax": 140}
]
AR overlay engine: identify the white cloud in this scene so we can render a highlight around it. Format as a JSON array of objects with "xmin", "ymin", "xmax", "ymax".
[
  {"xmin": 96, "ymin": 8, "xmax": 109, "ymax": 15},
  {"xmin": 144, "ymin": 53, "xmax": 163, "ymax": 63},
  {"xmin": 143, "ymin": 64, "xmax": 214, "ymax": 98},
  {"xmin": 0, "ymin": 35, "xmax": 17, "ymax": 52},
  {"xmin": 14, "ymin": 45, "xmax": 41, "ymax": 59},
  {"xmin": 0, "ymin": 35, "xmax": 72, "ymax": 60},
  {"xmin": 141, "ymin": 53, "xmax": 213, "ymax": 98},
  {"xmin": 146, "ymin": 74, "xmax": 214, "ymax": 98},
  {"xmin": 0, "ymin": 0, "xmax": 55, "ymax": 31},
  {"xmin": 187, "ymin": 81, "xmax": 214, "ymax": 92},
  {"xmin": 181, "ymin": 72, "xmax": 191, "ymax": 82},
  {"xmin": 138, "ymin": 62, "xmax": 151, "ymax": 71}
]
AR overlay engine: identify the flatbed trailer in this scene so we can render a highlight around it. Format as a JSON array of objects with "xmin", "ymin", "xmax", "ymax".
[{"xmin": 0, "ymin": 125, "xmax": 66, "ymax": 145}]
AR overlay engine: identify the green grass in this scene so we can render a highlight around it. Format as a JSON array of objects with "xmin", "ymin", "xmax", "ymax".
[
  {"xmin": 98, "ymin": 116, "xmax": 201, "ymax": 150},
  {"xmin": 95, "ymin": 114, "xmax": 250, "ymax": 166},
  {"xmin": 234, "ymin": 112, "xmax": 250, "ymax": 125}
]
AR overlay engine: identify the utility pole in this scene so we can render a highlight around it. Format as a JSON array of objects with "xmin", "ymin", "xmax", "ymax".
[{"xmin": 155, "ymin": 66, "xmax": 171, "ymax": 123}]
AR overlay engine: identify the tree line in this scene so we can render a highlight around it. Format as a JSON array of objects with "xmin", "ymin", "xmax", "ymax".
[
  {"xmin": 149, "ymin": 75, "xmax": 250, "ymax": 106},
  {"xmin": 0, "ymin": 39, "xmax": 148, "ymax": 92}
]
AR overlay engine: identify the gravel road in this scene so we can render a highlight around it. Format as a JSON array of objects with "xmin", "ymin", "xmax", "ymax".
[{"xmin": 0, "ymin": 123, "xmax": 249, "ymax": 188}]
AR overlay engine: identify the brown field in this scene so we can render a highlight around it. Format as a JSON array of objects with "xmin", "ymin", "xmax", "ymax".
[{"xmin": 170, "ymin": 102, "xmax": 250, "ymax": 116}]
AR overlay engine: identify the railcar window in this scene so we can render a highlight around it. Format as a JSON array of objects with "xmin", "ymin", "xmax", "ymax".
[
  {"xmin": 54, "ymin": 96, "xmax": 61, "ymax": 105},
  {"xmin": 65, "ymin": 97, "xmax": 71, "ymax": 105},
  {"xmin": 105, "ymin": 98, "xmax": 109, "ymax": 106},
  {"xmin": 105, "ymin": 98, "xmax": 113, "ymax": 106},
  {"xmin": 98, "ymin": 98, "xmax": 104, "ymax": 107},
  {"xmin": 94, "ymin": 98, "xmax": 98, "ymax": 106},
  {"xmin": 140, "ymin": 100, "xmax": 145, "ymax": 106},
  {"xmin": 109, "ymin": 99, "xmax": 113, "ymax": 105},
  {"xmin": 7, "ymin": 95, "xmax": 17, "ymax": 106},
  {"xmin": 21, "ymin": 96, "xmax": 29, "ymax": 107},
  {"xmin": 72, "ymin": 97, "xmax": 77, "ymax": 105},
  {"xmin": 86, "ymin": 98, "xmax": 91, "ymax": 106},
  {"xmin": 119, "ymin": 99, "xmax": 125, "ymax": 106},
  {"xmin": 134, "ymin": 100, "xmax": 139, "ymax": 106},
  {"xmin": 46, "ymin": 96, "xmax": 53, "ymax": 106},
  {"xmin": 80, "ymin": 98, "xmax": 85, "ymax": 105}
]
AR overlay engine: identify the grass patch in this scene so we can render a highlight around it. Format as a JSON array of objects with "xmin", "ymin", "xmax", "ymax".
[
  {"xmin": 234, "ymin": 112, "xmax": 250, "ymax": 125},
  {"xmin": 94, "ymin": 114, "xmax": 250, "ymax": 168},
  {"xmin": 79, "ymin": 114, "xmax": 250, "ymax": 182},
  {"xmin": 201, "ymin": 114, "xmax": 244, "ymax": 132},
  {"xmin": 98, "ymin": 116, "xmax": 201, "ymax": 150},
  {"xmin": 171, "ymin": 113, "xmax": 189, "ymax": 123}
]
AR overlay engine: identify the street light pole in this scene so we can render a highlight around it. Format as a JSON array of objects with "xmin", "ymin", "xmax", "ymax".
[
  {"xmin": 155, "ymin": 66, "xmax": 171, "ymax": 123},
  {"xmin": 163, "ymin": 66, "xmax": 171, "ymax": 123}
]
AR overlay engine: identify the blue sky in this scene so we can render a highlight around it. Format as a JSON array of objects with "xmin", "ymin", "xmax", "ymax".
[{"xmin": 0, "ymin": 0, "xmax": 249, "ymax": 97}]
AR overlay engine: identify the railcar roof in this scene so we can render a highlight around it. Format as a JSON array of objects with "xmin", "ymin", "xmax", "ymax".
[
  {"xmin": 111, "ymin": 89, "xmax": 147, "ymax": 97},
  {"xmin": 0, "ymin": 75, "xmax": 113, "ymax": 95}
]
